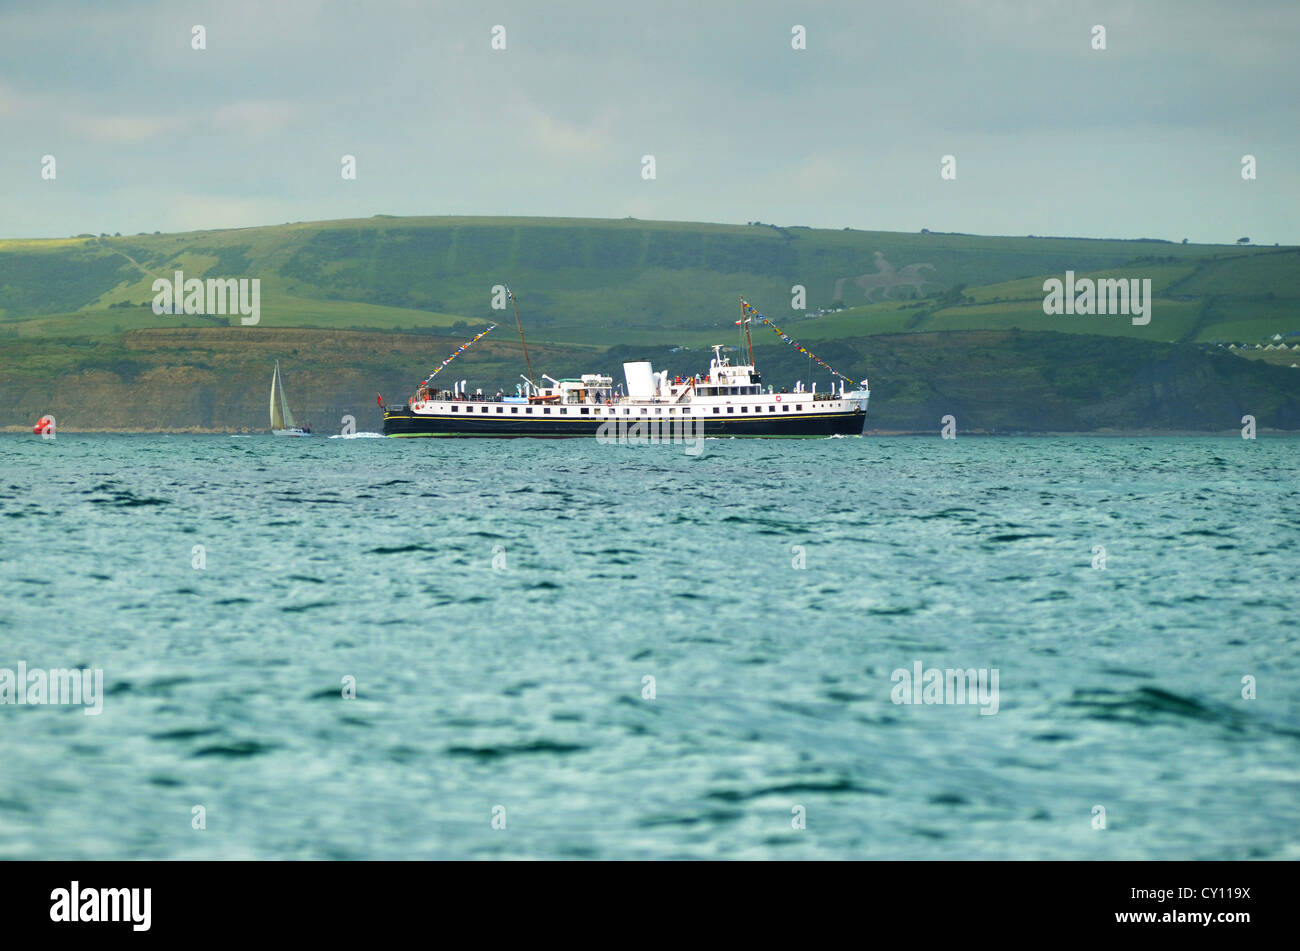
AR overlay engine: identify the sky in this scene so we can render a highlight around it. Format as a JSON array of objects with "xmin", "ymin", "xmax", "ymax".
[{"xmin": 1, "ymin": 0, "xmax": 1297, "ymax": 243}]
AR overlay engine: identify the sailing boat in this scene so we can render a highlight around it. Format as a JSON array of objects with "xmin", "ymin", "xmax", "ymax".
[{"xmin": 270, "ymin": 360, "xmax": 312, "ymax": 436}]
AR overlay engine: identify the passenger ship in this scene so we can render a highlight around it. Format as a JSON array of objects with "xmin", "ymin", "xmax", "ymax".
[{"xmin": 382, "ymin": 344, "xmax": 869, "ymax": 438}]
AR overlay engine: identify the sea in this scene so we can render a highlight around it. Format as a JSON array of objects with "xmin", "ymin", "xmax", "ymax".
[{"xmin": 1, "ymin": 433, "xmax": 1297, "ymax": 859}]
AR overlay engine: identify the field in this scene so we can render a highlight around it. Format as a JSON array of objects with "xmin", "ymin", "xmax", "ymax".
[{"xmin": 2, "ymin": 217, "xmax": 1295, "ymax": 346}]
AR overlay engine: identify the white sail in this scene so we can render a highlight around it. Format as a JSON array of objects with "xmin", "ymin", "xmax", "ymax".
[
  {"xmin": 279, "ymin": 367, "xmax": 296, "ymax": 430},
  {"xmin": 270, "ymin": 361, "xmax": 297, "ymax": 430},
  {"xmin": 270, "ymin": 362, "xmax": 284, "ymax": 430}
]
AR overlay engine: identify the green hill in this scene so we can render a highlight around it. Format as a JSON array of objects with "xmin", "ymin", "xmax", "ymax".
[
  {"xmin": 2, "ymin": 216, "xmax": 1298, "ymax": 432},
  {"xmin": 4, "ymin": 216, "xmax": 1297, "ymax": 344}
]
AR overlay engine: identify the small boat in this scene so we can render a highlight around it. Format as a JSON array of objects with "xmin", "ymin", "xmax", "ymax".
[{"xmin": 270, "ymin": 361, "xmax": 312, "ymax": 436}]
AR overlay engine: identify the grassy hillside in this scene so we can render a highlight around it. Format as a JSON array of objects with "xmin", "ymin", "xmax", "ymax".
[
  {"xmin": 3, "ymin": 216, "xmax": 1296, "ymax": 346},
  {"xmin": 2, "ymin": 216, "xmax": 1298, "ymax": 432}
]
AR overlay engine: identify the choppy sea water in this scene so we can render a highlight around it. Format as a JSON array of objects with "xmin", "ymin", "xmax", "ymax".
[{"xmin": 1, "ymin": 433, "xmax": 1297, "ymax": 860}]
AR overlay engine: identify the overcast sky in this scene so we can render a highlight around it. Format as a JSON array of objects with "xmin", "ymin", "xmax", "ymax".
[{"xmin": 2, "ymin": 0, "xmax": 1296, "ymax": 243}]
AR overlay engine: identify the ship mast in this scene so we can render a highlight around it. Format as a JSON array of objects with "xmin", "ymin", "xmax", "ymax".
[
  {"xmin": 740, "ymin": 297, "xmax": 756, "ymax": 368},
  {"xmin": 507, "ymin": 285, "xmax": 536, "ymax": 390}
]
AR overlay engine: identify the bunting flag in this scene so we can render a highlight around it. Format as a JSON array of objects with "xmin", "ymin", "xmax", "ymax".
[
  {"xmin": 426, "ymin": 324, "xmax": 498, "ymax": 380},
  {"xmin": 739, "ymin": 299, "xmax": 860, "ymax": 387}
]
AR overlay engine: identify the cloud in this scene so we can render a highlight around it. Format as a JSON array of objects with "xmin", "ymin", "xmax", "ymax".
[
  {"xmin": 62, "ymin": 113, "xmax": 188, "ymax": 144},
  {"xmin": 212, "ymin": 100, "xmax": 301, "ymax": 135},
  {"xmin": 0, "ymin": 0, "xmax": 1296, "ymax": 243},
  {"xmin": 0, "ymin": 83, "xmax": 26, "ymax": 117},
  {"xmin": 514, "ymin": 99, "xmax": 618, "ymax": 159}
]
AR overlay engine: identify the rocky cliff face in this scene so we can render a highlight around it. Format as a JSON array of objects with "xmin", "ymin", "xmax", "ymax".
[
  {"xmin": 7, "ymin": 365, "xmax": 396, "ymax": 433},
  {"xmin": 3, "ymin": 328, "xmax": 490, "ymax": 433},
  {"xmin": 4, "ymin": 328, "xmax": 1298, "ymax": 433},
  {"xmin": 620, "ymin": 331, "xmax": 1300, "ymax": 433},
  {"xmin": 862, "ymin": 336, "xmax": 1300, "ymax": 433}
]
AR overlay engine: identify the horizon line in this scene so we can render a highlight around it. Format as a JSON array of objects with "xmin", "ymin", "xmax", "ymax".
[{"xmin": 2, "ymin": 214, "xmax": 1295, "ymax": 250}]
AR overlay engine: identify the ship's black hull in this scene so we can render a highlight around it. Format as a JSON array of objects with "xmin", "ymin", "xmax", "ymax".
[{"xmin": 382, "ymin": 409, "xmax": 866, "ymax": 438}]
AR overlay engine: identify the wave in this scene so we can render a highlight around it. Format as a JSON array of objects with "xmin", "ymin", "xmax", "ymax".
[
  {"xmin": 1060, "ymin": 686, "xmax": 1258, "ymax": 731},
  {"xmin": 329, "ymin": 432, "xmax": 385, "ymax": 439}
]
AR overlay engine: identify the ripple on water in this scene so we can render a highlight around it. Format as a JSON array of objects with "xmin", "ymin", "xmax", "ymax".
[{"xmin": 2, "ymin": 434, "xmax": 1298, "ymax": 859}]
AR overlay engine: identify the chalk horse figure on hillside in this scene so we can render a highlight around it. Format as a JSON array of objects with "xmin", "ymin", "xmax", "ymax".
[{"xmin": 834, "ymin": 251, "xmax": 940, "ymax": 303}]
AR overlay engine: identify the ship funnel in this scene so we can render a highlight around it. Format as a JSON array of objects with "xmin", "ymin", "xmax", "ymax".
[{"xmin": 623, "ymin": 361, "xmax": 654, "ymax": 399}]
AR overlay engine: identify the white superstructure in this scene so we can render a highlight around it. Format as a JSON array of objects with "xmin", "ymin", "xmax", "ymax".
[{"xmin": 400, "ymin": 344, "xmax": 868, "ymax": 431}]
